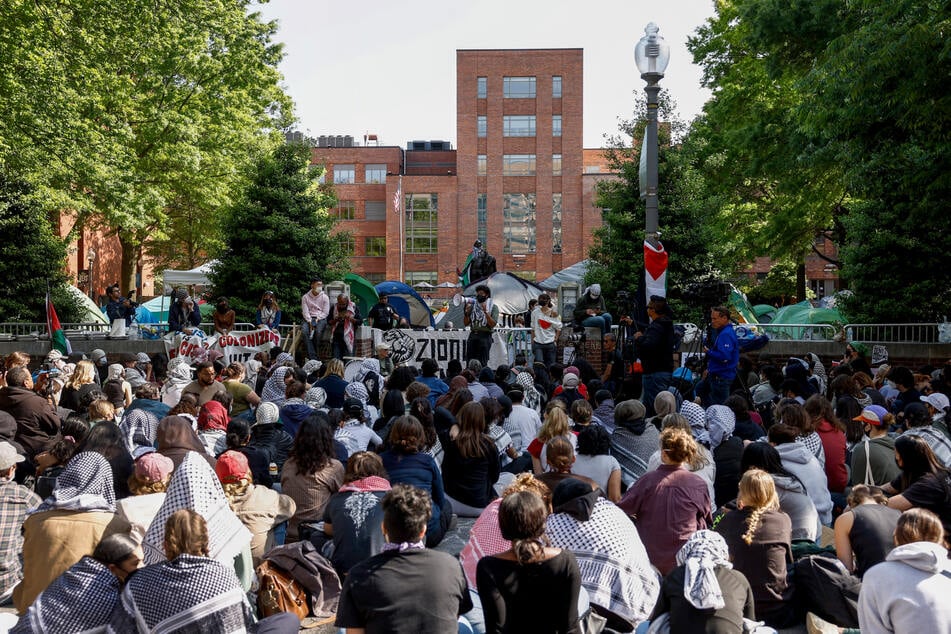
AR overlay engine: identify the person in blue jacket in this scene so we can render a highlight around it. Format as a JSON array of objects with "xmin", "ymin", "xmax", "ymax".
[{"xmin": 698, "ymin": 305, "xmax": 738, "ymax": 406}]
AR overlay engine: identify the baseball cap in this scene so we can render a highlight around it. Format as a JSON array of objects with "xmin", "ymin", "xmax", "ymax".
[
  {"xmin": 344, "ymin": 397, "xmax": 364, "ymax": 416},
  {"xmin": 562, "ymin": 373, "xmax": 580, "ymax": 389},
  {"xmin": 853, "ymin": 405, "xmax": 889, "ymax": 426},
  {"xmin": 216, "ymin": 450, "xmax": 251, "ymax": 484},
  {"xmin": 0, "ymin": 441, "xmax": 25, "ymax": 471},
  {"xmin": 134, "ymin": 452, "xmax": 174, "ymax": 483},
  {"xmin": 922, "ymin": 393, "xmax": 950, "ymax": 412}
]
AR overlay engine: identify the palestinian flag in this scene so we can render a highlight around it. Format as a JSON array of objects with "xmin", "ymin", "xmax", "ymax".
[
  {"xmin": 46, "ymin": 291, "xmax": 71, "ymax": 356},
  {"xmin": 644, "ymin": 240, "xmax": 668, "ymax": 303}
]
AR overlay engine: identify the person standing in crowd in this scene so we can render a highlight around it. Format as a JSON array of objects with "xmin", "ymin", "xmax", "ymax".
[
  {"xmin": 531, "ymin": 293, "xmax": 561, "ymax": 369},
  {"xmin": 105, "ymin": 284, "xmax": 137, "ymax": 328},
  {"xmin": 211, "ymin": 297, "xmax": 235, "ymax": 336},
  {"xmin": 328, "ymin": 294, "xmax": 362, "ymax": 361},
  {"xmin": 859, "ymin": 508, "xmax": 951, "ymax": 633},
  {"xmin": 254, "ymin": 290, "xmax": 281, "ymax": 331},
  {"xmin": 697, "ymin": 306, "xmax": 738, "ymax": 407},
  {"xmin": 572, "ymin": 284, "xmax": 612, "ymax": 336},
  {"xmin": 465, "ymin": 284, "xmax": 499, "ymax": 367},
  {"xmin": 634, "ymin": 296, "xmax": 676, "ymax": 416},
  {"xmin": 301, "ymin": 277, "xmax": 330, "ymax": 361},
  {"xmin": 335, "ymin": 484, "xmax": 473, "ymax": 632},
  {"xmin": 182, "ymin": 361, "xmax": 227, "ymax": 406},
  {"xmin": 167, "ymin": 292, "xmax": 201, "ymax": 335},
  {"xmin": 368, "ymin": 292, "xmax": 401, "ymax": 331},
  {"xmin": 0, "ymin": 442, "xmax": 41, "ymax": 605}
]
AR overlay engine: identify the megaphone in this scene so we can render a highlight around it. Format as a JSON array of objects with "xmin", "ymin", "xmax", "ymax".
[{"xmin": 452, "ymin": 294, "xmax": 476, "ymax": 307}]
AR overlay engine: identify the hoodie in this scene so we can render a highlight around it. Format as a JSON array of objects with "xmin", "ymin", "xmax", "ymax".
[
  {"xmin": 771, "ymin": 474, "xmax": 820, "ymax": 541},
  {"xmin": 859, "ymin": 541, "xmax": 951, "ymax": 633},
  {"xmin": 0, "ymin": 387, "xmax": 61, "ymax": 460},
  {"xmin": 774, "ymin": 442, "xmax": 833, "ymax": 526}
]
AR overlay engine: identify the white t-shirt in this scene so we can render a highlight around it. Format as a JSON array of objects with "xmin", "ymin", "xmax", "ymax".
[
  {"xmin": 531, "ymin": 306, "xmax": 562, "ymax": 345},
  {"xmin": 505, "ymin": 405, "xmax": 543, "ymax": 452}
]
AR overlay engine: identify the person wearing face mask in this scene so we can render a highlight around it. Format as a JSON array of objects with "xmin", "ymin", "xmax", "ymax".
[
  {"xmin": 464, "ymin": 284, "xmax": 498, "ymax": 367},
  {"xmin": 301, "ymin": 277, "xmax": 330, "ymax": 360},
  {"xmin": 212, "ymin": 297, "xmax": 235, "ymax": 336},
  {"xmin": 531, "ymin": 293, "xmax": 561, "ymax": 369},
  {"xmin": 168, "ymin": 291, "xmax": 202, "ymax": 335},
  {"xmin": 254, "ymin": 290, "xmax": 281, "ymax": 331}
]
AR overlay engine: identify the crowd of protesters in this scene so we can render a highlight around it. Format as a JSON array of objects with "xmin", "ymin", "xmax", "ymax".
[{"xmin": 0, "ymin": 292, "xmax": 950, "ymax": 633}]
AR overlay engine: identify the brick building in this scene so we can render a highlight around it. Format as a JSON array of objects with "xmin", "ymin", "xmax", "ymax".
[{"xmin": 311, "ymin": 48, "xmax": 611, "ymax": 286}]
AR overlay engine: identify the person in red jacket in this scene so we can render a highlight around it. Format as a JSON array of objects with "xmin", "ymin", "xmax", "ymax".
[{"xmin": 805, "ymin": 394, "xmax": 849, "ymax": 493}]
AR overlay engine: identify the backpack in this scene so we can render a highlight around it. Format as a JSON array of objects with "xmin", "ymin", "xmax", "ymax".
[
  {"xmin": 793, "ymin": 554, "xmax": 861, "ymax": 628},
  {"xmin": 256, "ymin": 560, "xmax": 310, "ymax": 620}
]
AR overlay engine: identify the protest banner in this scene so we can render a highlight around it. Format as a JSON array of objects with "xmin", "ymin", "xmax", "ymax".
[{"xmin": 164, "ymin": 327, "xmax": 280, "ymax": 365}]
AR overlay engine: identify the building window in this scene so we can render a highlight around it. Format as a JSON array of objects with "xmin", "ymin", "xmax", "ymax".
[
  {"xmin": 584, "ymin": 165, "xmax": 601, "ymax": 174},
  {"xmin": 365, "ymin": 236, "xmax": 386, "ymax": 257},
  {"xmin": 503, "ymin": 193, "xmax": 536, "ymax": 254},
  {"xmin": 477, "ymin": 76, "xmax": 487, "ymax": 99},
  {"xmin": 331, "ymin": 200, "xmax": 355, "ymax": 220},
  {"xmin": 477, "ymin": 116, "xmax": 487, "ymax": 138},
  {"xmin": 552, "ymin": 116, "xmax": 562, "ymax": 137},
  {"xmin": 405, "ymin": 193, "xmax": 438, "ymax": 254},
  {"xmin": 338, "ymin": 233, "xmax": 354, "ymax": 255},
  {"xmin": 477, "ymin": 194, "xmax": 487, "ymax": 246},
  {"xmin": 365, "ymin": 201, "xmax": 386, "ymax": 220},
  {"xmin": 503, "ymin": 115, "xmax": 536, "ymax": 137},
  {"xmin": 552, "ymin": 193, "xmax": 563, "ymax": 254},
  {"xmin": 552, "ymin": 154, "xmax": 562, "ymax": 176},
  {"xmin": 502, "ymin": 154, "xmax": 536, "ymax": 176},
  {"xmin": 364, "ymin": 272, "xmax": 386, "ymax": 284},
  {"xmin": 365, "ymin": 164, "xmax": 386, "ymax": 184},
  {"xmin": 477, "ymin": 154, "xmax": 487, "ymax": 176},
  {"xmin": 333, "ymin": 164, "xmax": 355, "ymax": 184},
  {"xmin": 405, "ymin": 271, "xmax": 438, "ymax": 286},
  {"xmin": 503, "ymin": 76, "xmax": 536, "ymax": 98},
  {"xmin": 552, "ymin": 76, "xmax": 562, "ymax": 98}
]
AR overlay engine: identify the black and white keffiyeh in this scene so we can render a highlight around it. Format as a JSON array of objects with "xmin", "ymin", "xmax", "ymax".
[
  {"xmin": 11, "ymin": 556, "xmax": 121, "ymax": 634},
  {"xmin": 546, "ymin": 498, "xmax": 660, "ymax": 625},
  {"xmin": 345, "ymin": 381, "xmax": 373, "ymax": 420},
  {"xmin": 107, "ymin": 554, "xmax": 254, "ymax": 634},
  {"xmin": 33, "ymin": 451, "xmax": 116, "ymax": 514},
  {"xmin": 261, "ymin": 366, "xmax": 291, "ymax": 406},
  {"xmin": 705, "ymin": 405, "xmax": 736, "ymax": 451},
  {"xmin": 119, "ymin": 408, "xmax": 160, "ymax": 454},
  {"xmin": 675, "ymin": 529, "xmax": 732, "ymax": 610},
  {"xmin": 515, "ymin": 372, "xmax": 541, "ymax": 413},
  {"xmin": 141, "ymin": 451, "xmax": 251, "ymax": 566},
  {"xmin": 470, "ymin": 298, "xmax": 494, "ymax": 328},
  {"xmin": 681, "ymin": 401, "xmax": 710, "ymax": 448}
]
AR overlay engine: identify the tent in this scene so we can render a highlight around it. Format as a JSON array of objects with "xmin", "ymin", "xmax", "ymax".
[
  {"xmin": 768, "ymin": 300, "xmax": 845, "ymax": 340},
  {"xmin": 437, "ymin": 272, "xmax": 546, "ymax": 328},
  {"xmin": 162, "ymin": 261, "xmax": 217, "ymax": 287},
  {"xmin": 344, "ymin": 273, "xmax": 380, "ymax": 318},
  {"xmin": 752, "ymin": 304, "xmax": 777, "ymax": 323},
  {"xmin": 539, "ymin": 260, "xmax": 592, "ymax": 290},
  {"xmin": 63, "ymin": 285, "xmax": 109, "ymax": 324},
  {"xmin": 374, "ymin": 281, "xmax": 435, "ymax": 329}
]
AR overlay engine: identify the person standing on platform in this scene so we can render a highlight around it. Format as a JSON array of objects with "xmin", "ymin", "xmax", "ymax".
[
  {"xmin": 698, "ymin": 306, "xmax": 739, "ymax": 407},
  {"xmin": 465, "ymin": 285, "xmax": 498, "ymax": 368},
  {"xmin": 301, "ymin": 278, "xmax": 330, "ymax": 361},
  {"xmin": 531, "ymin": 293, "xmax": 561, "ymax": 369}
]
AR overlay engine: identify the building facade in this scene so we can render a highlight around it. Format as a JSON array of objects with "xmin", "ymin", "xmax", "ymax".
[{"xmin": 311, "ymin": 48, "xmax": 607, "ymax": 286}]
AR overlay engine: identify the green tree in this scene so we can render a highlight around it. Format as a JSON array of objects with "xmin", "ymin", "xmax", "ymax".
[
  {"xmin": 588, "ymin": 90, "xmax": 719, "ymax": 324},
  {"xmin": 0, "ymin": 169, "xmax": 83, "ymax": 322},
  {"xmin": 0, "ymin": 0, "xmax": 292, "ymax": 290},
  {"xmin": 211, "ymin": 144, "xmax": 348, "ymax": 324}
]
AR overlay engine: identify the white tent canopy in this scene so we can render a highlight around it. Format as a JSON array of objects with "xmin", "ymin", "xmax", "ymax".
[
  {"xmin": 162, "ymin": 260, "xmax": 217, "ymax": 287},
  {"xmin": 539, "ymin": 260, "xmax": 592, "ymax": 290}
]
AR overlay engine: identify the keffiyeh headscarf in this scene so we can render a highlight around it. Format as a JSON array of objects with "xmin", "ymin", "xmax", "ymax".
[
  {"xmin": 675, "ymin": 530, "xmax": 732, "ymax": 610},
  {"xmin": 198, "ymin": 401, "xmax": 229, "ymax": 432},
  {"xmin": 305, "ymin": 386, "xmax": 327, "ymax": 409},
  {"xmin": 807, "ymin": 352, "xmax": 827, "ymax": 394},
  {"xmin": 14, "ymin": 556, "xmax": 122, "ymax": 633},
  {"xmin": 681, "ymin": 401, "xmax": 710, "ymax": 448},
  {"xmin": 345, "ymin": 381, "xmax": 372, "ymax": 420},
  {"xmin": 269, "ymin": 352, "xmax": 293, "ymax": 374},
  {"xmin": 261, "ymin": 366, "xmax": 291, "ymax": 406},
  {"xmin": 142, "ymin": 451, "xmax": 251, "ymax": 566},
  {"xmin": 120, "ymin": 408, "xmax": 160, "ymax": 454},
  {"xmin": 705, "ymin": 405, "xmax": 736, "ymax": 450},
  {"xmin": 516, "ymin": 372, "xmax": 541, "ymax": 412},
  {"xmin": 356, "ymin": 358, "xmax": 380, "ymax": 382},
  {"xmin": 165, "ymin": 358, "xmax": 193, "ymax": 388},
  {"xmin": 107, "ymin": 363, "xmax": 125, "ymax": 382},
  {"xmin": 34, "ymin": 451, "xmax": 116, "ymax": 513}
]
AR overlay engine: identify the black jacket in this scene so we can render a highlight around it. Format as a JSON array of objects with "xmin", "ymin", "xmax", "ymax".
[{"xmin": 635, "ymin": 316, "xmax": 675, "ymax": 374}]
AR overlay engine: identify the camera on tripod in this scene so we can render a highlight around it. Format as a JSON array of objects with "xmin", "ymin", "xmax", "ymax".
[{"xmin": 681, "ymin": 280, "xmax": 731, "ymax": 306}]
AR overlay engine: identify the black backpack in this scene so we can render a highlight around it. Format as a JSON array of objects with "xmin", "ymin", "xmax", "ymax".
[{"xmin": 793, "ymin": 554, "xmax": 861, "ymax": 628}]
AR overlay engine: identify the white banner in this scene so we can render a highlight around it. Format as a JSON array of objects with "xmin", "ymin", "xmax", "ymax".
[
  {"xmin": 372, "ymin": 328, "xmax": 508, "ymax": 372},
  {"xmin": 164, "ymin": 327, "xmax": 280, "ymax": 366}
]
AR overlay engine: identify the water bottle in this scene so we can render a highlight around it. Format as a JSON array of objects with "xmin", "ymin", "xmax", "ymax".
[{"xmin": 269, "ymin": 462, "xmax": 278, "ymax": 479}]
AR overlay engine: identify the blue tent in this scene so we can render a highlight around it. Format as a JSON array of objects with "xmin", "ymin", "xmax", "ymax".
[{"xmin": 374, "ymin": 281, "xmax": 435, "ymax": 328}]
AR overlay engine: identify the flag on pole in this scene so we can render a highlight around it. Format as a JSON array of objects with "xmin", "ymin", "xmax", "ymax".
[
  {"xmin": 46, "ymin": 291, "xmax": 71, "ymax": 355},
  {"xmin": 644, "ymin": 240, "xmax": 668, "ymax": 303},
  {"xmin": 393, "ymin": 179, "xmax": 402, "ymax": 215}
]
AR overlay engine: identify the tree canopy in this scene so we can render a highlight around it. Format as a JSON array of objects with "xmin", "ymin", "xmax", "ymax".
[
  {"xmin": 0, "ymin": 0, "xmax": 292, "ymax": 290},
  {"xmin": 210, "ymin": 143, "xmax": 349, "ymax": 323}
]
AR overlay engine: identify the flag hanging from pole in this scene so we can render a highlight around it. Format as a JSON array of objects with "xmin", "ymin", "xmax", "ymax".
[
  {"xmin": 393, "ymin": 179, "xmax": 402, "ymax": 215},
  {"xmin": 46, "ymin": 291, "xmax": 71, "ymax": 355},
  {"xmin": 644, "ymin": 240, "xmax": 668, "ymax": 304}
]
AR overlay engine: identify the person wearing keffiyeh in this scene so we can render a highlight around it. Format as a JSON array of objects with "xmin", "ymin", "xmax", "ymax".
[
  {"xmin": 328, "ymin": 294, "xmax": 362, "ymax": 360},
  {"xmin": 15, "ymin": 452, "xmax": 117, "ymax": 613},
  {"xmin": 261, "ymin": 365, "xmax": 291, "ymax": 407},
  {"xmin": 650, "ymin": 530, "xmax": 755, "ymax": 633},
  {"xmin": 464, "ymin": 284, "xmax": 498, "ymax": 367},
  {"xmin": 11, "ymin": 534, "xmax": 141, "ymax": 634},
  {"xmin": 160, "ymin": 356, "xmax": 193, "ymax": 407}
]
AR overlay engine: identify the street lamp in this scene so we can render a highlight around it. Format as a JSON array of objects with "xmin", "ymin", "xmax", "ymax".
[
  {"xmin": 87, "ymin": 248, "xmax": 97, "ymax": 301},
  {"xmin": 634, "ymin": 22, "xmax": 670, "ymax": 248}
]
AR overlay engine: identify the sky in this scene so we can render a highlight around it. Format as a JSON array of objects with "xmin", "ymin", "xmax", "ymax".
[{"xmin": 256, "ymin": 0, "xmax": 717, "ymax": 148}]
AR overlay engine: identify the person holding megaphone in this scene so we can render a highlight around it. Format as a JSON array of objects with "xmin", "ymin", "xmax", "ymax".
[{"xmin": 464, "ymin": 284, "xmax": 498, "ymax": 366}]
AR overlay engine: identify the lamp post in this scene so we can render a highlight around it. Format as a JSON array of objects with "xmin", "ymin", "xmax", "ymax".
[
  {"xmin": 87, "ymin": 248, "xmax": 97, "ymax": 301},
  {"xmin": 634, "ymin": 23, "xmax": 670, "ymax": 249}
]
